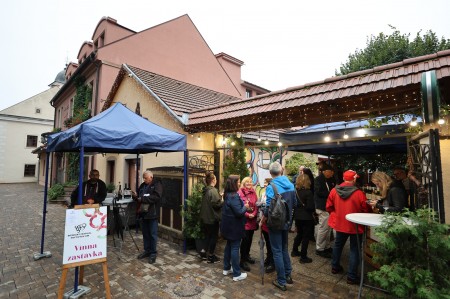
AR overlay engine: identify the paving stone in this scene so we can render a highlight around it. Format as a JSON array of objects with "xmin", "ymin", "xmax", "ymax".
[{"xmin": 0, "ymin": 183, "xmax": 391, "ymax": 298}]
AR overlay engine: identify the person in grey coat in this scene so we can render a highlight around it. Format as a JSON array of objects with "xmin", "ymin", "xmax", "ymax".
[{"xmin": 199, "ymin": 172, "xmax": 223, "ymax": 263}]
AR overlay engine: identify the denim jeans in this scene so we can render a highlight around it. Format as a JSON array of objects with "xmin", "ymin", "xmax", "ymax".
[
  {"xmin": 332, "ymin": 231, "xmax": 362, "ymax": 280},
  {"xmin": 269, "ymin": 229, "xmax": 292, "ymax": 285},
  {"xmin": 141, "ymin": 218, "xmax": 158, "ymax": 258},
  {"xmin": 223, "ymin": 239, "xmax": 242, "ymax": 277}
]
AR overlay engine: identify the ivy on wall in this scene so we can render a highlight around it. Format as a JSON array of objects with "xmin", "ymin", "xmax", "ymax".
[
  {"xmin": 223, "ymin": 134, "xmax": 249, "ymax": 181},
  {"xmin": 63, "ymin": 76, "xmax": 92, "ymax": 182}
]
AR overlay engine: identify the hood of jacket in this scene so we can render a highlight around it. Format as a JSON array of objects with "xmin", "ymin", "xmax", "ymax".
[
  {"xmin": 335, "ymin": 182, "xmax": 359, "ymax": 199},
  {"xmin": 203, "ymin": 185, "xmax": 215, "ymax": 195}
]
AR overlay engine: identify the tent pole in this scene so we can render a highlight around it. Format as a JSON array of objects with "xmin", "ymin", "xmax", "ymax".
[
  {"xmin": 279, "ymin": 146, "xmax": 283, "ymax": 165},
  {"xmin": 74, "ymin": 147, "xmax": 85, "ymax": 293},
  {"xmin": 136, "ymin": 154, "xmax": 139, "ymax": 192},
  {"xmin": 33, "ymin": 152, "xmax": 52, "ymax": 260},
  {"xmin": 183, "ymin": 150, "xmax": 188, "ymax": 254}
]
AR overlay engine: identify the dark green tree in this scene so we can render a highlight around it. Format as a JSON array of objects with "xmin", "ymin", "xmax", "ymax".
[
  {"xmin": 369, "ymin": 209, "xmax": 450, "ymax": 298},
  {"xmin": 222, "ymin": 134, "xmax": 249, "ymax": 181},
  {"xmin": 337, "ymin": 26, "xmax": 450, "ymax": 75}
]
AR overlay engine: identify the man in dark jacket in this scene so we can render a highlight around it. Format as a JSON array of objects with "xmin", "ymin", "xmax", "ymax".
[
  {"xmin": 263, "ymin": 162, "xmax": 296, "ymax": 291},
  {"xmin": 70, "ymin": 169, "xmax": 107, "ymax": 207},
  {"xmin": 314, "ymin": 164, "xmax": 336, "ymax": 258},
  {"xmin": 132, "ymin": 170, "xmax": 162, "ymax": 264}
]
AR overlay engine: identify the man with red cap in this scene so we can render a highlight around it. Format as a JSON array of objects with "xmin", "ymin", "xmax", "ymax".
[{"xmin": 326, "ymin": 170, "xmax": 371, "ymax": 285}]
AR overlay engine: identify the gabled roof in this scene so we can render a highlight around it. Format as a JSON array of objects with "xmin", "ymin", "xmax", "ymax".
[
  {"xmin": 187, "ymin": 50, "xmax": 450, "ymax": 133},
  {"xmin": 103, "ymin": 64, "xmax": 241, "ymax": 123}
]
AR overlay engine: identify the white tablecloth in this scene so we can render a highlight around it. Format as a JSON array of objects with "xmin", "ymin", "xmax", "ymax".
[{"xmin": 103, "ymin": 197, "xmax": 134, "ymax": 206}]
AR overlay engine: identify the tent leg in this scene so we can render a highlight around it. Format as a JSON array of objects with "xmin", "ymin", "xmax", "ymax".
[
  {"xmin": 34, "ymin": 153, "xmax": 52, "ymax": 261},
  {"xmin": 183, "ymin": 150, "xmax": 188, "ymax": 254}
]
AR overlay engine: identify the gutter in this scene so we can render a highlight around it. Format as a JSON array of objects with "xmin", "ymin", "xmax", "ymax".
[{"xmin": 123, "ymin": 64, "xmax": 187, "ymax": 125}]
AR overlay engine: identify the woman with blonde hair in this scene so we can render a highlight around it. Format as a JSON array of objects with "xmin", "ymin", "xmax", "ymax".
[
  {"xmin": 369, "ymin": 171, "xmax": 408, "ymax": 213},
  {"xmin": 238, "ymin": 176, "xmax": 258, "ymax": 272}
]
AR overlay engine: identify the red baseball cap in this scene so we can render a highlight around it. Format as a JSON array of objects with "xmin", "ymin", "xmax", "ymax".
[{"xmin": 343, "ymin": 170, "xmax": 359, "ymax": 181}]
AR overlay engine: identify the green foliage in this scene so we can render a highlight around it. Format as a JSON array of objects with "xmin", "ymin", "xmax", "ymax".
[
  {"xmin": 64, "ymin": 76, "xmax": 92, "ymax": 128},
  {"xmin": 106, "ymin": 183, "xmax": 116, "ymax": 193},
  {"xmin": 67, "ymin": 153, "xmax": 80, "ymax": 182},
  {"xmin": 223, "ymin": 134, "xmax": 249, "ymax": 181},
  {"xmin": 48, "ymin": 184, "xmax": 65, "ymax": 201},
  {"xmin": 285, "ymin": 153, "xmax": 318, "ymax": 175},
  {"xmin": 337, "ymin": 26, "xmax": 450, "ymax": 76},
  {"xmin": 181, "ymin": 183, "xmax": 205, "ymax": 239},
  {"xmin": 334, "ymin": 153, "xmax": 406, "ymax": 174},
  {"xmin": 368, "ymin": 209, "xmax": 450, "ymax": 298}
]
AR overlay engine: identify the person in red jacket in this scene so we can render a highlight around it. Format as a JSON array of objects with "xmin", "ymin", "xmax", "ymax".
[{"xmin": 326, "ymin": 170, "xmax": 370, "ymax": 285}]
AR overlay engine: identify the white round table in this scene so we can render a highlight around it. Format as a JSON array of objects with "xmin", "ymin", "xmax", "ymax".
[{"xmin": 345, "ymin": 213, "xmax": 384, "ymax": 227}]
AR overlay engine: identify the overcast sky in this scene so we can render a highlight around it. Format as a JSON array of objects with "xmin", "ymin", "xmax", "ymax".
[{"xmin": 1, "ymin": 0, "xmax": 449, "ymax": 111}]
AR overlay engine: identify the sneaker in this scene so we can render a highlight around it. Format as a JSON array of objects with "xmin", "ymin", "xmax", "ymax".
[
  {"xmin": 331, "ymin": 265, "xmax": 344, "ymax": 274},
  {"xmin": 148, "ymin": 257, "xmax": 156, "ymax": 264},
  {"xmin": 223, "ymin": 268, "xmax": 233, "ymax": 276},
  {"xmin": 240, "ymin": 261, "xmax": 250, "ymax": 272},
  {"xmin": 207, "ymin": 255, "xmax": 220, "ymax": 264},
  {"xmin": 291, "ymin": 251, "xmax": 300, "ymax": 257},
  {"xmin": 199, "ymin": 250, "xmax": 207, "ymax": 260},
  {"xmin": 265, "ymin": 264, "xmax": 275, "ymax": 273},
  {"xmin": 316, "ymin": 250, "xmax": 332, "ymax": 258},
  {"xmin": 232, "ymin": 272, "xmax": 247, "ymax": 281},
  {"xmin": 245, "ymin": 256, "xmax": 256, "ymax": 264},
  {"xmin": 272, "ymin": 280, "xmax": 287, "ymax": 291},
  {"xmin": 285, "ymin": 275, "xmax": 293, "ymax": 284},
  {"xmin": 347, "ymin": 277, "xmax": 360, "ymax": 285},
  {"xmin": 137, "ymin": 251, "xmax": 151, "ymax": 259},
  {"xmin": 299, "ymin": 257, "xmax": 313, "ymax": 263}
]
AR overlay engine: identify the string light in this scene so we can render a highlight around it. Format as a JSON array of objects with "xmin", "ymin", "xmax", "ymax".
[
  {"xmin": 197, "ymin": 135, "xmax": 201, "ymax": 141},
  {"xmin": 277, "ymin": 141, "xmax": 282, "ymax": 146},
  {"xmin": 264, "ymin": 139, "xmax": 269, "ymax": 145},
  {"xmin": 343, "ymin": 124, "xmax": 349, "ymax": 139},
  {"xmin": 410, "ymin": 117, "xmax": 418, "ymax": 127},
  {"xmin": 438, "ymin": 118, "xmax": 445, "ymax": 125}
]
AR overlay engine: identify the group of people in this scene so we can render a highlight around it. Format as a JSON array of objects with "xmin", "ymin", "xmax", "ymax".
[{"xmin": 70, "ymin": 162, "xmax": 411, "ymax": 291}]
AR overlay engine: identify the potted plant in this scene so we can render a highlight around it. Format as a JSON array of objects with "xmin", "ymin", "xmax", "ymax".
[
  {"xmin": 106, "ymin": 183, "xmax": 116, "ymax": 193},
  {"xmin": 181, "ymin": 182, "xmax": 205, "ymax": 253},
  {"xmin": 368, "ymin": 208, "xmax": 450, "ymax": 298}
]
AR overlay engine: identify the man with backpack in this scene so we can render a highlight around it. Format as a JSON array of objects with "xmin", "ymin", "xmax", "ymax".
[{"xmin": 262, "ymin": 162, "xmax": 296, "ymax": 291}]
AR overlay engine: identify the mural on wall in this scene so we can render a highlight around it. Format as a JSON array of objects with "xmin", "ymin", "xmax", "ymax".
[{"xmin": 246, "ymin": 147, "xmax": 287, "ymax": 197}]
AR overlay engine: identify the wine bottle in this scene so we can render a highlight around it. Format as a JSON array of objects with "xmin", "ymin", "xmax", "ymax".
[{"xmin": 118, "ymin": 183, "xmax": 122, "ymax": 199}]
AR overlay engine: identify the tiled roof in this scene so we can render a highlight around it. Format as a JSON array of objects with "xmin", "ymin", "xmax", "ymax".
[
  {"xmin": 187, "ymin": 50, "xmax": 450, "ymax": 133},
  {"xmin": 126, "ymin": 65, "xmax": 241, "ymax": 117}
]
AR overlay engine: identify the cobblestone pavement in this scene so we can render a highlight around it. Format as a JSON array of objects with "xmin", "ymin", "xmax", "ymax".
[{"xmin": 0, "ymin": 183, "xmax": 384, "ymax": 299}]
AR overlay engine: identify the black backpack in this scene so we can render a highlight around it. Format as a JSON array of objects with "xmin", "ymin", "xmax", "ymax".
[{"xmin": 267, "ymin": 183, "xmax": 289, "ymax": 230}]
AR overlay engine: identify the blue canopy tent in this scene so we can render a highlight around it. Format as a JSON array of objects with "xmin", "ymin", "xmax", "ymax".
[
  {"xmin": 37, "ymin": 103, "xmax": 187, "ymax": 294},
  {"xmin": 280, "ymin": 117, "xmax": 417, "ymax": 156}
]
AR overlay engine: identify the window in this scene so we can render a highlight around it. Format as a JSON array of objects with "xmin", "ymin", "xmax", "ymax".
[
  {"xmin": 24, "ymin": 164, "xmax": 36, "ymax": 177},
  {"xmin": 26, "ymin": 135, "xmax": 38, "ymax": 147},
  {"xmin": 246, "ymin": 89, "xmax": 252, "ymax": 98}
]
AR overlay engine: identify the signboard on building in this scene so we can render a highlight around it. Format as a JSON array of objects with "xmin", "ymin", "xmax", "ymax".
[{"xmin": 62, "ymin": 207, "xmax": 107, "ymax": 265}]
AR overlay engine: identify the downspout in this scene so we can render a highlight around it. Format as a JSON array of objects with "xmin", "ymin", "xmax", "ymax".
[{"xmin": 92, "ymin": 61, "xmax": 101, "ymax": 171}]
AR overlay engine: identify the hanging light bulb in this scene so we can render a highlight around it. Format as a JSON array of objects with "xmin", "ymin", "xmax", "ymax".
[
  {"xmin": 438, "ymin": 118, "xmax": 445, "ymax": 125},
  {"xmin": 324, "ymin": 135, "xmax": 331, "ymax": 142},
  {"xmin": 257, "ymin": 131, "xmax": 261, "ymax": 142},
  {"xmin": 357, "ymin": 121, "xmax": 366, "ymax": 136},
  {"xmin": 343, "ymin": 124, "xmax": 349, "ymax": 139},
  {"xmin": 277, "ymin": 142, "xmax": 282, "ymax": 146},
  {"xmin": 231, "ymin": 141, "xmax": 236, "ymax": 146},
  {"xmin": 264, "ymin": 139, "xmax": 269, "ymax": 145},
  {"xmin": 236, "ymin": 132, "xmax": 242, "ymax": 138},
  {"xmin": 197, "ymin": 135, "xmax": 201, "ymax": 141},
  {"xmin": 410, "ymin": 117, "xmax": 418, "ymax": 127}
]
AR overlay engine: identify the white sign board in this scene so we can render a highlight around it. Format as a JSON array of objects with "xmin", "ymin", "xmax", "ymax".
[{"xmin": 62, "ymin": 207, "xmax": 108, "ymax": 265}]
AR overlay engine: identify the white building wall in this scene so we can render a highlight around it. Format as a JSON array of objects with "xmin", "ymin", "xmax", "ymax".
[{"xmin": 0, "ymin": 85, "xmax": 60, "ymax": 184}]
